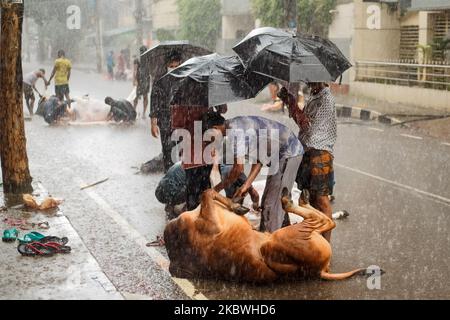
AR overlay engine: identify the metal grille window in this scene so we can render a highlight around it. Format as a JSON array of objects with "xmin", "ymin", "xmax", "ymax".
[
  {"xmin": 400, "ymin": 25, "xmax": 419, "ymax": 60},
  {"xmin": 431, "ymin": 11, "xmax": 450, "ymax": 61}
]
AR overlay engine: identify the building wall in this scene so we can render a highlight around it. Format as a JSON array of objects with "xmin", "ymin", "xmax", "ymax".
[
  {"xmin": 352, "ymin": 0, "xmax": 401, "ymax": 62},
  {"xmin": 218, "ymin": 0, "xmax": 255, "ymax": 54},
  {"xmin": 328, "ymin": 2, "xmax": 354, "ymax": 84},
  {"xmin": 152, "ymin": 0, "xmax": 180, "ymax": 31}
]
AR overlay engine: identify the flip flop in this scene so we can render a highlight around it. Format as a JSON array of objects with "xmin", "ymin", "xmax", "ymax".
[
  {"xmin": 40, "ymin": 236, "xmax": 69, "ymax": 245},
  {"xmin": 2, "ymin": 228, "xmax": 19, "ymax": 243},
  {"xmin": 18, "ymin": 231, "xmax": 46, "ymax": 244},
  {"xmin": 17, "ymin": 242, "xmax": 55, "ymax": 257},
  {"xmin": 43, "ymin": 242, "xmax": 71, "ymax": 254}
]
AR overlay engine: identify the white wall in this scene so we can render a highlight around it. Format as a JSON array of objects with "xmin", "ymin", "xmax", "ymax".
[{"xmin": 351, "ymin": 81, "xmax": 450, "ymax": 111}]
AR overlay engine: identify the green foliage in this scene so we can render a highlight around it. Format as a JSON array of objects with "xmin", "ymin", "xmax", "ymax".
[
  {"xmin": 250, "ymin": 0, "xmax": 284, "ymax": 27},
  {"xmin": 155, "ymin": 28, "xmax": 177, "ymax": 42},
  {"xmin": 298, "ymin": 0, "xmax": 336, "ymax": 36},
  {"xmin": 177, "ymin": 0, "xmax": 222, "ymax": 50},
  {"xmin": 25, "ymin": 0, "xmax": 91, "ymax": 61},
  {"xmin": 250, "ymin": 0, "xmax": 337, "ymax": 37}
]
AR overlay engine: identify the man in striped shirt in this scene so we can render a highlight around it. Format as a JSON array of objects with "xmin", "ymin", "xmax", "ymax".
[{"xmin": 279, "ymin": 83, "xmax": 337, "ymax": 242}]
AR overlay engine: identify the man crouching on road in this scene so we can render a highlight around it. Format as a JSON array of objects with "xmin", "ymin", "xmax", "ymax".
[
  {"xmin": 278, "ymin": 83, "xmax": 337, "ymax": 243},
  {"xmin": 105, "ymin": 97, "xmax": 137, "ymax": 123}
]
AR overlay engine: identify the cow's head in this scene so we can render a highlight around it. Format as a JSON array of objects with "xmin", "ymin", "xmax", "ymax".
[{"xmin": 164, "ymin": 214, "xmax": 204, "ymax": 278}]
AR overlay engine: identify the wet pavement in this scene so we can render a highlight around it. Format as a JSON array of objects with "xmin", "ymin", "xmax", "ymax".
[{"xmin": 4, "ymin": 63, "xmax": 448, "ymax": 300}]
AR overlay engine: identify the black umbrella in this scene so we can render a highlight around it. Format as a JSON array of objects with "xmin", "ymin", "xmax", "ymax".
[
  {"xmin": 141, "ymin": 41, "xmax": 212, "ymax": 80},
  {"xmin": 154, "ymin": 53, "xmax": 272, "ymax": 107},
  {"xmin": 233, "ymin": 27, "xmax": 352, "ymax": 83}
]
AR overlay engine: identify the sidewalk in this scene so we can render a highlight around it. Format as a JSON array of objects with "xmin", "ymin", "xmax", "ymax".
[
  {"xmin": 334, "ymin": 93, "xmax": 450, "ymax": 142},
  {"xmin": 254, "ymin": 86, "xmax": 449, "ymax": 142},
  {"xmin": 0, "ymin": 182, "xmax": 123, "ymax": 300}
]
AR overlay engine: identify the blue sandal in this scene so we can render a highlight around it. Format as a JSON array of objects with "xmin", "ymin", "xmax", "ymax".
[
  {"xmin": 18, "ymin": 232, "xmax": 46, "ymax": 244},
  {"xmin": 2, "ymin": 228, "xmax": 19, "ymax": 243}
]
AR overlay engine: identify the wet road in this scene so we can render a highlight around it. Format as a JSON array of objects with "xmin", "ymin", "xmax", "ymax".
[{"xmin": 22, "ymin": 64, "xmax": 450, "ymax": 299}]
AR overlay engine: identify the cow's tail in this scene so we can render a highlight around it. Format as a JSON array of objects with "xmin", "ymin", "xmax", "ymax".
[{"xmin": 320, "ymin": 268, "xmax": 366, "ymax": 281}]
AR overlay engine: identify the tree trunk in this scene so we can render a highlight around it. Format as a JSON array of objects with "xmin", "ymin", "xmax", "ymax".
[
  {"xmin": 95, "ymin": 0, "xmax": 104, "ymax": 73},
  {"xmin": 0, "ymin": 2, "xmax": 33, "ymax": 194},
  {"xmin": 135, "ymin": 0, "xmax": 144, "ymax": 47}
]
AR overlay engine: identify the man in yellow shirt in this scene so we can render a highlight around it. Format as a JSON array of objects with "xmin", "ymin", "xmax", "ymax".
[{"xmin": 48, "ymin": 50, "xmax": 72, "ymax": 108}]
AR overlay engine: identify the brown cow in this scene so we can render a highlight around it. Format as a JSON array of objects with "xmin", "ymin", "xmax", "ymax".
[{"xmin": 164, "ymin": 188, "xmax": 375, "ymax": 283}]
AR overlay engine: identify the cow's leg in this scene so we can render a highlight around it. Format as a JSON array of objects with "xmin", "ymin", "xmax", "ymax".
[
  {"xmin": 197, "ymin": 189, "xmax": 249, "ymax": 235},
  {"xmin": 205, "ymin": 189, "xmax": 250, "ymax": 216},
  {"xmin": 281, "ymin": 188, "xmax": 335, "ymax": 235}
]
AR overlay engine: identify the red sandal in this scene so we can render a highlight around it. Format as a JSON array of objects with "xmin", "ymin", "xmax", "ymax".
[
  {"xmin": 42, "ymin": 242, "xmax": 72, "ymax": 254},
  {"xmin": 17, "ymin": 242, "xmax": 55, "ymax": 257}
]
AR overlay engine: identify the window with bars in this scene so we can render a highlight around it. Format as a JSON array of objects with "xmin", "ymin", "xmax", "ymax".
[
  {"xmin": 431, "ymin": 11, "xmax": 450, "ymax": 61},
  {"xmin": 400, "ymin": 25, "xmax": 419, "ymax": 60}
]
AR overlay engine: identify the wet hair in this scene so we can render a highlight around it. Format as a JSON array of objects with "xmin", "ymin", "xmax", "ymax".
[
  {"xmin": 104, "ymin": 97, "xmax": 114, "ymax": 105},
  {"xmin": 39, "ymin": 68, "xmax": 45, "ymax": 74},
  {"xmin": 202, "ymin": 111, "xmax": 226, "ymax": 131},
  {"xmin": 58, "ymin": 50, "xmax": 65, "ymax": 57},
  {"xmin": 167, "ymin": 51, "xmax": 183, "ymax": 64}
]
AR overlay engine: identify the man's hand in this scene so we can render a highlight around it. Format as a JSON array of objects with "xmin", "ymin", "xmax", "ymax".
[
  {"xmin": 233, "ymin": 185, "xmax": 249, "ymax": 199},
  {"xmin": 151, "ymin": 118, "xmax": 160, "ymax": 138},
  {"xmin": 151, "ymin": 124, "xmax": 160, "ymax": 138}
]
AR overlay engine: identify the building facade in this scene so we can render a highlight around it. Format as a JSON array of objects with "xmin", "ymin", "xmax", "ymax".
[{"xmin": 328, "ymin": 0, "xmax": 450, "ymax": 110}]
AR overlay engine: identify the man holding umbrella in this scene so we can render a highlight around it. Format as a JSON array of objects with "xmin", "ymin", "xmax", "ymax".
[
  {"xmin": 150, "ymin": 51, "xmax": 184, "ymax": 172},
  {"xmin": 232, "ymin": 27, "xmax": 351, "ymax": 241},
  {"xmin": 278, "ymin": 83, "xmax": 336, "ymax": 243},
  {"xmin": 142, "ymin": 42, "xmax": 212, "ymax": 174}
]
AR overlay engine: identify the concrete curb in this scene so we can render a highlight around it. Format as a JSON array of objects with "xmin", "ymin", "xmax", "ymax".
[{"xmin": 336, "ymin": 104, "xmax": 403, "ymax": 125}]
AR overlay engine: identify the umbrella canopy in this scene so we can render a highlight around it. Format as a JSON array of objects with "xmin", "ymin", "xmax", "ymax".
[
  {"xmin": 141, "ymin": 41, "xmax": 212, "ymax": 80},
  {"xmin": 233, "ymin": 27, "xmax": 352, "ymax": 83},
  {"xmin": 154, "ymin": 53, "xmax": 272, "ymax": 107}
]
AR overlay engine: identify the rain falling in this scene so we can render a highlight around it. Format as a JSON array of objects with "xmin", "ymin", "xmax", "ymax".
[{"xmin": 0, "ymin": 0, "xmax": 449, "ymax": 307}]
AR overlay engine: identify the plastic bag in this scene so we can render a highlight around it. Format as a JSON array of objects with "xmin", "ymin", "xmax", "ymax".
[{"xmin": 127, "ymin": 86, "xmax": 137, "ymax": 103}]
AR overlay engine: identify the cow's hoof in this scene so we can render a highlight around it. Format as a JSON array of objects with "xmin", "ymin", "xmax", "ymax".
[
  {"xmin": 300, "ymin": 189, "xmax": 311, "ymax": 206},
  {"xmin": 333, "ymin": 210, "xmax": 350, "ymax": 220},
  {"xmin": 233, "ymin": 205, "xmax": 250, "ymax": 216},
  {"xmin": 281, "ymin": 187, "xmax": 291, "ymax": 199},
  {"xmin": 281, "ymin": 188, "xmax": 294, "ymax": 211}
]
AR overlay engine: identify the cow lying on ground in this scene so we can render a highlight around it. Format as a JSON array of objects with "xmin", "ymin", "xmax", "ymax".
[{"xmin": 164, "ymin": 188, "xmax": 377, "ymax": 283}]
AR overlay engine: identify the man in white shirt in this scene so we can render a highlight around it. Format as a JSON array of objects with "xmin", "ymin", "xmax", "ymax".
[{"xmin": 23, "ymin": 69, "xmax": 48, "ymax": 116}]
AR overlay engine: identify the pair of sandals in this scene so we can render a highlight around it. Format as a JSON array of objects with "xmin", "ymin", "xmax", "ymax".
[
  {"xmin": 2, "ymin": 229, "xmax": 71, "ymax": 257},
  {"xmin": 18, "ymin": 236, "xmax": 71, "ymax": 257}
]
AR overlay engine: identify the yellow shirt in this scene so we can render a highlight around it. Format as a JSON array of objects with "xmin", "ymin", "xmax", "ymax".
[{"xmin": 54, "ymin": 58, "xmax": 72, "ymax": 85}]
